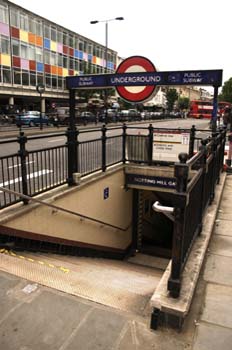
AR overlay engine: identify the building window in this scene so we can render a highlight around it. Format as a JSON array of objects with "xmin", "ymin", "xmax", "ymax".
[
  {"xmin": 88, "ymin": 44, "xmax": 92, "ymax": 55},
  {"xmin": 21, "ymin": 43, "xmax": 28, "ymax": 59},
  {"xmin": 63, "ymin": 56, "xmax": 68, "ymax": 68},
  {"xmin": 10, "ymin": 8, "xmax": 19, "ymax": 27},
  {"xmin": 58, "ymin": 77, "xmax": 63, "ymax": 89},
  {"xmin": 63, "ymin": 32, "xmax": 68, "ymax": 46},
  {"xmin": 22, "ymin": 70, "xmax": 29, "ymax": 85},
  {"xmin": 69, "ymin": 35, "xmax": 74, "ymax": 47},
  {"xmin": 13, "ymin": 68, "xmax": 21, "ymax": 85},
  {"xmin": 12, "ymin": 39, "xmax": 20, "ymax": 56},
  {"xmin": 51, "ymin": 26, "xmax": 57, "ymax": 42},
  {"xmin": 35, "ymin": 20, "xmax": 42, "ymax": 36},
  {"xmin": 0, "ymin": 4, "xmax": 9, "ymax": 24},
  {"xmin": 74, "ymin": 59, "xmax": 79, "ymax": 71},
  {"xmin": 44, "ymin": 25, "xmax": 50, "ymax": 39},
  {"xmin": 37, "ymin": 73, "xmax": 44, "ymax": 86},
  {"xmin": 69, "ymin": 58, "xmax": 74, "ymax": 70},
  {"xmin": 3, "ymin": 67, "xmax": 11, "ymax": 84},
  {"xmin": 50, "ymin": 52, "xmax": 57, "ymax": 66},
  {"xmin": 30, "ymin": 72, "xmax": 36, "ymax": 86},
  {"xmin": 35, "ymin": 47, "xmax": 43, "ymax": 62},
  {"xmin": 74, "ymin": 37, "xmax": 79, "ymax": 50},
  {"xmin": 58, "ymin": 54, "xmax": 63, "ymax": 67},
  {"xmin": 29, "ymin": 18, "xmax": 35, "ymax": 33},
  {"xmin": 44, "ymin": 50, "xmax": 50, "ymax": 64},
  {"xmin": 52, "ymin": 75, "xmax": 57, "ymax": 89},
  {"xmin": 29, "ymin": 45, "xmax": 35, "ymax": 60},
  {"xmin": 20, "ymin": 13, "xmax": 28, "ymax": 31},
  {"xmin": 57, "ymin": 31, "xmax": 62, "ymax": 44},
  {"xmin": 79, "ymin": 40, "xmax": 83, "ymax": 51},
  {"xmin": 45, "ymin": 74, "xmax": 51, "ymax": 88},
  {"xmin": 1, "ymin": 36, "xmax": 10, "ymax": 54}
]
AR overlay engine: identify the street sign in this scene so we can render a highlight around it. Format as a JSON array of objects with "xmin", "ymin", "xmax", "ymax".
[
  {"xmin": 66, "ymin": 70, "xmax": 222, "ymax": 90},
  {"xmin": 115, "ymin": 56, "xmax": 158, "ymax": 103},
  {"xmin": 153, "ymin": 131, "xmax": 190, "ymax": 162}
]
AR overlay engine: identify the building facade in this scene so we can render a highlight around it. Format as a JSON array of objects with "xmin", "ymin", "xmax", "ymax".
[{"xmin": 0, "ymin": 0, "xmax": 118, "ymax": 113}]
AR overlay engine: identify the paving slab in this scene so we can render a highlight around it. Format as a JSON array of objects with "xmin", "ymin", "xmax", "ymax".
[
  {"xmin": 0, "ymin": 289, "xmax": 92, "ymax": 350},
  {"xmin": 193, "ymin": 323, "xmax": 232, "ymax": 350},
  {"xmin": 116, "ymin": 320, "xmax": 190, "ymax": 350},
  {"xmin": 201, "ymin": 283, "xmax": 232, "ymax": 328},
  {"xmin": 0, "ymin": 272, "xmax": 22, "ymax": 319},
  {"xmin": 63, "ymin": 308, "xmax": 127, "ymax": 350},
  {"xmin": 203, "ymin": 254, "xmax": 232, "ymax": 286},
  {"xmin": 208, "ymin": 235, "xmax": 232, "ymax": 257},
  {"xmin": 214, "ymin": 219, "xmax": 232, "ymax": 236}
]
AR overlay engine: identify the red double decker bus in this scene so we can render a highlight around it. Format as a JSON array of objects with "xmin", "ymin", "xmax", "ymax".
[
  {"xmin": 188, "ymin": 100, "xmax": 213, "ymax": 119},
  {"xmin": 218, "ymin": 101, "xmax": 232, "ymax": 116}
]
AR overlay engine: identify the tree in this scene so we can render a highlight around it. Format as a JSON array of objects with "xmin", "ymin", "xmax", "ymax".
[
  {"xmin": 178, "ymin": 97, "xmax": 189, "ymax": 110},
  {"xmin": 165, "ymin": 88, "xmax": 178, "ymax": 111},
  {"xmin": 218, "ymin": 78, "xmax": 232, "ymax": 103}
]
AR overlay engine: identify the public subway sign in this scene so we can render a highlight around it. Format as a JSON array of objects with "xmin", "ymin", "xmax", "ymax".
[
  {"xmin": 153, "ymin": 131, "xmax": 190, "ymax": 162},
  {"xmin": 66, "ymin": 55, "xmax": 222, "ymax": 103},
  {"xmin": 66, "ymin": 70, "xmax": 223, "ymax": 89}
]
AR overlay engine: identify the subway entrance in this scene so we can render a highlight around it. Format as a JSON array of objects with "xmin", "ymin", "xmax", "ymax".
[{"xmin": 133, "ymin": 189, "xmax": 173, "ymax": 259}]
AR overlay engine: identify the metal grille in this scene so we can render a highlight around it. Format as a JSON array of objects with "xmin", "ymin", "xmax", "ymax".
[
  {"xmin": 27, "ymin": 145, "xmax": 67, "ymax": 196},
  {"xmin": 78, "ymin": 139, "xmax": 102, "ymax": 176},
  {"xmin": 0, "ymin": 154, "xmax": 22, "ymax": 208},
  {"xmin": 106, "ymin": 135, "xmax": 123, "ymax": 166}
]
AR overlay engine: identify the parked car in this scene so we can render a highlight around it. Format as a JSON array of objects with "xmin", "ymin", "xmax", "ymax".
[
  {"xmin": 78, "ymin": 111, "xmax": 96, "ymax": 124},
  {"xmin": 15, "ymin": 111, "xmax": 50, "ymax": 127}
]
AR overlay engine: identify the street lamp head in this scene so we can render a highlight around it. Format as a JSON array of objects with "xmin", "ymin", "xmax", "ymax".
[
  {"xmin": 90, "ymin": 17, "xmax": 124, "ymax": 24},
  {"xmin": 36, "ymin": 84, "xmax": 45, "ymax": 94}
]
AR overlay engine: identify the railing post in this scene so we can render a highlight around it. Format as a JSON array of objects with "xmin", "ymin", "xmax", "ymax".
[
  {"xmin": 101, "ymin": 124, "xmax": 107, "ymax": 172},
  {"xmin": 148, "ymin": 123, "xmax": 153, "ymax": 165},
  {"xmin": 122, "ymin": 123, "xmax": 127, "ymax": 164},
  {"xmin": 189, "ymin": 125, "xmax": 196, "ymax": 158},
  {"xmin": 209, "ymin": 131, "xmax": 217, "ymax": 203},
  {"xmin": 17, "ymin": 131, "xmax": 28, "ymax": 204},
  {"xmin": 66, "ymin": 127, "xmax": 78, "ymax": 186},
  {"xmin": 198, "ymin": 139, "xmax": 208, "ymax": 233},
  {"xmin": 168, "ymin": 152, "xmax": 189, "ymax": 298}
]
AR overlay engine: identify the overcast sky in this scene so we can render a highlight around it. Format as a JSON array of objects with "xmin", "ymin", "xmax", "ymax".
[{"xmin": 10, "ymin": 0, "xmax": 231, "ymax": 91}]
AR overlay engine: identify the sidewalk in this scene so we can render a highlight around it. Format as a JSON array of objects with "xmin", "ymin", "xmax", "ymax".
[{"xmin": 0, "ymin": 174, "xmax": 232, "ymax": 349}]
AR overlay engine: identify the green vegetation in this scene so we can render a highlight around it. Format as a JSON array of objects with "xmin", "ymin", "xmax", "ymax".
[{"xmin": 219, "ymin": 78, "xmax": 232, "ymax": 103}]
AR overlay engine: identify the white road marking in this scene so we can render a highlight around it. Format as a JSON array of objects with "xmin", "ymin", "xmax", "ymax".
[
  {"xmin": 8, "ymin": 161, "xmax": 35, "ymax": 169},
  {"xmin": 0, "ymin": 169, "xmax": 53, "ymax": 193},
  {"xmin": 48, "ymin": 138, "xmax": 65, "ymax": 143}
]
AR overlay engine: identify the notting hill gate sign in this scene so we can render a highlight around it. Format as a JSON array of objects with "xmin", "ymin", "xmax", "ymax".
[{"xmin": 66, "ymin": 55, "xmax": 222, "ymax": 129}]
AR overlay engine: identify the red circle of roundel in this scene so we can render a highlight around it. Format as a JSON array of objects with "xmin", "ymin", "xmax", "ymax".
[{"xmin": 116, "ymin": 56, "xmax": 156, "ymax": 103}]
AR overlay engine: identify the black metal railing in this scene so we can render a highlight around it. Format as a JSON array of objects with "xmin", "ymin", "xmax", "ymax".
[
  {"xmin": 168, "ymin": 127, "xmax": 226, "ymax": 298},
  {"xmin": 0, "ymin": 124, "xmax": 221, "ymax": 210}
]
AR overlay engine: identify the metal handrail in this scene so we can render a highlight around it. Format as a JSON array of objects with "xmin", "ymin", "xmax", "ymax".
[
  {"xmin": 0, "ymin": 186, "xmax": 131, "ymax": 232},
  {"xmin": 152, "ymin": 201, "xmax": 174, "ymax": 221}
]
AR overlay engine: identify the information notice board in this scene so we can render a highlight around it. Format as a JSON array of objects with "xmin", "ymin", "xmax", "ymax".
[{"xmin": 153, "ymin": 131, "xmax": 190, "ymax": 162}]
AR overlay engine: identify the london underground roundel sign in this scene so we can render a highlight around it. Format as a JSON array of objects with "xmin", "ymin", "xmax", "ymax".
[{"xmin": 116, "ymin": 56, "xmax": 158, "ymax": 103}]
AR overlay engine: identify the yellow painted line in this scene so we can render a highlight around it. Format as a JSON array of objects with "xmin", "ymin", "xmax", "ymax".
[
  {"xmin": 0, "ymin": 248, "xmax": 69, "ymax": 273},
  {"xmin": 59, "ymin": 267, "xmax": 70, "ymax": 273},
  {"xmin": 9, "ymin": 252, "xmax": 17, "ymax": 257}
]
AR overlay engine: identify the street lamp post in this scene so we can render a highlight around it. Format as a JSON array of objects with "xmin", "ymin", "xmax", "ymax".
[
  {"xmin": 36, "ymin": 84, "xmax": 45, "ymax": 130},
  {"xmin": 90, "ymin": 17, "xmax": 124, "ymax": 124}
]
